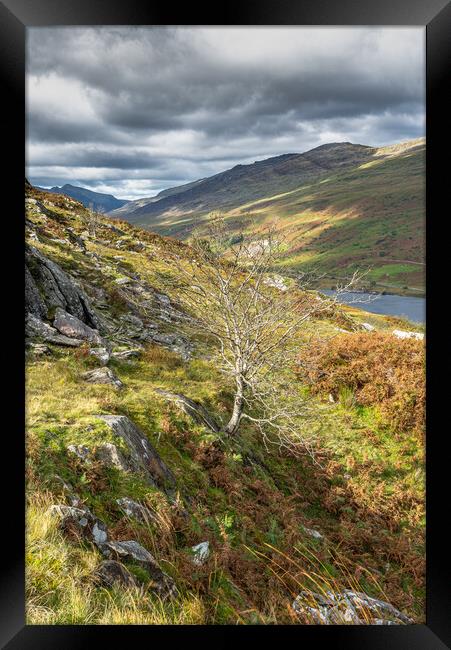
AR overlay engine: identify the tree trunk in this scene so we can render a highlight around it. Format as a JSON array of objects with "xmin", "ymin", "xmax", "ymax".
[{"xmin": 225, "ymin": 379, "xmax": 244, "ymax": 436}]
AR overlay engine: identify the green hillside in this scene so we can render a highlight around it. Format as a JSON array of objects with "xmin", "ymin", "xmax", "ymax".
[
  {"xmin": 25, "ymin": 184, "xmax": 424, "ymax": 625},
  {"xmin": 111, "ymin": 139, "xmax": 425, "ymax": 293}
]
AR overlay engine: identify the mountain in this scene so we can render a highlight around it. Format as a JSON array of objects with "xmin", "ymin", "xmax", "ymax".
[
  {"xmin": 37, "ymin": 183, "xmax": 130, "ymax": 213},
  {"xmin": 109, "ymin": 138, "xmax": 425, "ymax": 292}
]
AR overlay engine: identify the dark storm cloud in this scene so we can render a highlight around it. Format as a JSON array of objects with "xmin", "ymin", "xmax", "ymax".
[{"xmin": 26, "ymin": 27, "xmax": 425, "ymax": 199}]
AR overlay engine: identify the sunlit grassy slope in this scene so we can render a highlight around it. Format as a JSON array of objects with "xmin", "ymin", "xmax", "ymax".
[
  {"xmin": 26, "ymin": 185, "xmax": 425, "ymax": 624},
  {"xmin": 113, "ymin": 139, "xmax": 425, "ymax": 293}
]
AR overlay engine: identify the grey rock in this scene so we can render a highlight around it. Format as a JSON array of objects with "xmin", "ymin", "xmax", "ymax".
[
  {"xmin": 192, "ymin": 541, "xmax": 210, "ymax": 566},
  {"xmin": 96, "ymin": 443, "xmax": 129, "ymax": 471},
  {"xmin": 111, "ymin": 349, "xmax": 141, "ymax": 361},
  {"xmin": 25, "ymin": 244, "xmax": 101, "ymax": 330},
  {"xmin": 155, "ymin": 389, "xmax": 220, "ymax": 433},
  {"xmin": 89, "ymin": 347, "xmax": 111, "ymax": 366},
  {"xmin": 67, "ymin": 444, "xmax": 91, "ymax": 462},
  {"xmin": 116, "ymin": 497, "xmax": 157, "ymax": 524},
  {"xmin": 26, "ymin": 314, "xmax": 84, "ymax": 347},
  {"xmin": 95, "ymin": 415, "xmax": 176, "ymax": 490},
  {"xmin": 82, "ymin": 367, "xmax": 123, "ymax": 389},
  {"xmin": 301, "ymin": 525, "xmax": 324, "ymax": 540},
  {"xmin": 103, "ymin": 539, "xmax": 176, "ymax": 599},
  {"xmin": 26, "ymin": 342, "xmax": 51, "ymax": 356},
  {"xmin": 292, "ymin": 589, "xmax": 413, "ymax": 625},
  {"xmin": 53, "ymin": 308, "xmax": 103, "ymax": 345},
  {"xmin": 48, "ymin": 503, "xmax": 108, "ymax": 549},
  {"xmin": 94, "ymin": 560, "xmax": 139, "ymax": 589}
]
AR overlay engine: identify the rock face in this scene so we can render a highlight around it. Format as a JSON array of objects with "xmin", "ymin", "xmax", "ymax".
[
  {"xmin": 25, "ymin": 245, "xmax": 101, "ymax": 330},
  {"xmin": 95, "ymin": 415, "xmax": 176, "ymax": 490},
  {"xmin": 53, "ymin": 308, "xmax": 103, "ymax": 345},
  {"xmin": 94, "ymin": 560, "xmax": 139, "ymax": 589},
  {"xmin": 103, "ymin": 540, "xmax": 176, "ymax": 598},
  {"xmin": 292, "ymin": 590, "xmax": 413, "ymax": 625},
  {"xmin": 155, "ymin": 389, "xmax": 220, "ymax": 433},
  {"xmin": 82, "ymin": 367, "xmax": 123, "ymax": 389}
]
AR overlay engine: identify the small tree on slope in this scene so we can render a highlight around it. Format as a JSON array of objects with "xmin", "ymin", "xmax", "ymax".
[{"xmin": 170, "ymin": 218, "xmax": 363, "ymax": 455}]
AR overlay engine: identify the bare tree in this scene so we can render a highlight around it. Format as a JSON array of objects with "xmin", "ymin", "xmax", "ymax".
[{"xmin": 165, "ymin": 217, "xmax": 365, "ymax": 455}]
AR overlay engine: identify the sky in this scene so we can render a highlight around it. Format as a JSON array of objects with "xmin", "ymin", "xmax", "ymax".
[{"xmin": 26, "ymin": 27, "xmax": 425, "ymax": 200}]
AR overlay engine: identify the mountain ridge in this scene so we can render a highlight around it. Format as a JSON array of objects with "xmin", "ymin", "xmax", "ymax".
[{"xmin": 37, "ymin": 183, "xmax": 130, "ymax": 213}]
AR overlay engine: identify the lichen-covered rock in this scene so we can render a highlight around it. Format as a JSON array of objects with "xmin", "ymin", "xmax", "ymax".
[
  {"xmin": 155, "ymin": 389, "xmax": 220, "ymax": 433},
  {"xmin": 25, "ymin": 244, "xmax": 101, "ymax": 330},
  {"xmin": 116, "ymin": 497, "xmax": 157, "ymax": 524},
  {"xmin": 89, "ymin": 347, "xmax": 111, "ymax": 366},
  {"xmin": 110, "ymin": 348, "xmax": 142, "ymax": 361},
  {"xmin": 95, "ymin": 443, "xmax": 129, "ymax": 471},
  {"xmin": 53, "ymin": 308, "xmax": 103, "ymax": 345},
  {"xmin": 103, "ymin": 539, "xmax": 176, "ymax": 599},
  {"xmin": 292, "ymin": 589, "xmax": 413, "ymax": 625},
  {"xmin": 82, "ymin": 367, "xmax": 123, "ymax": 389},
  {"xmin": 26, "ymin": 314, "xmax": 84, "ymax": 347},
  {"xmin": 48, "ymin": 504, "xmax": 109, "ymax": 548},
  {"xmin": 192, "ymin": 541, "xmax": 210, "ymax": 566},
  {"xmin": 93, "ymin": 560, "xmax": 139, "ymax": 589},
  {"xmin": 95, "ymin": 415, "xmax": 176, "ymax": 490}
]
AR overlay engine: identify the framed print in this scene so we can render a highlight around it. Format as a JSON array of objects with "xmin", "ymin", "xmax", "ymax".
[{"xmin": 1, "ymin": 0, "xmax": 449, "ymax": 647}]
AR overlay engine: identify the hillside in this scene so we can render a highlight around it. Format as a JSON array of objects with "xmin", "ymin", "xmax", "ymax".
[
  {"xmin": 25, "ymin": 183, "xmax": 425, "ymax": 625},
  {"xmin": 38, "ymin": 183, "xmax": 130, "ymax": 213},
  {"xmin": 110, "ymin": 139, "xmax": 425, "ymax": 293}
]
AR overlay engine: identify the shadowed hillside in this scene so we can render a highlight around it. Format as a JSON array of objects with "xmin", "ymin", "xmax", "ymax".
[{"xmin": 110, "ymin": 139, "xmax": 425, "ymax": 292}]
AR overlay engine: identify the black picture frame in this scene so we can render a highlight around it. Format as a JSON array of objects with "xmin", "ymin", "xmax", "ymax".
[{"xmin": 1, "ymin": 1, "xmax": 449, "ymax": 647}]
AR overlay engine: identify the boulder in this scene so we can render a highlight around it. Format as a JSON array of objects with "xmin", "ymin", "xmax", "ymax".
[
  {"xmin": 292, "ymin": 589, "xmax": 413, "ymax": 625},
  {"xmin": 95, "ymin": 415, "xmax": 176, "ymax": 490},
  {"xmin": 53, "ymin": 308, "xmax": 103, "ymax": 345},
  {"xmin": 155, "ymin": 389, "xmax": 220, "ymax": 433},
  {"xmin": 150, "ymin": 333, "xmax": 193, "ymax": 360},
  {"xmin": 94, "ymin": 560, "xmax": 139, "ymax": 589},
  {"xmin": 82, "ymin": 367, "xmax": 123, "ymax": 389},
  {"xmin": 191, "ymin": 541, "xmax": 210, "ymax": 566},
  {"xmin": 116, "ymin": 497, "xmax": 158, "ymax": 524},
  {"xmin": 301, "ymin": 525, "xmax": 323, "ymax": 540},
  {"xmin": 26, "ymin": 314, "xmax": 84, "ymax": 347},
  {"xmin": 26, "ymin": 342, "xmax": 51, "ymax": 356},
  {"xmin": 361, "ymin": 322, "xmax": 375, "ymax": 331},
  {"xmin": 103, "ymin": 539, "xmax": 176, "ymax": 599}
]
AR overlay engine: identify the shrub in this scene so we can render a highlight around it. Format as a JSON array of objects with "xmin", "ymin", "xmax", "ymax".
[{"xmin": 297, "ymin": 332, "xmax": 425, "ymax": 436}]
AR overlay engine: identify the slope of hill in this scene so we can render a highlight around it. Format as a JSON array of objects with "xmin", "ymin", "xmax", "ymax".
[
  {"xmin": 110, "ymin": 139, "xmax": 425, "ymax": 292},
  {"xmin": 25, "ymin": 183, "xmax": 424, "ymax": 625},
  {"xmin": 38, "ymin": 183, "xmax": 130, "ymax": 213}
]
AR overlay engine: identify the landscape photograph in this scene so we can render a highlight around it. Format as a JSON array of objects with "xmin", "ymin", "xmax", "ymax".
[{"xmin": 25, "ymin": 26, "xmax": 425, "ymax": 625}]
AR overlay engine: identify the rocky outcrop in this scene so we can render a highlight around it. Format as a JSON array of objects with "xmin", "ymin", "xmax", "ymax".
[
  {"xmin": 94, "ymin": 560, "xmax": 139, "ymax": 589},
  {"xmin": 111, "ymin": 349, "xmax": 142, "ymax": 361},
  {"xmin": 96, "ymin": 443, "xmax": 129, "ymax": 470},
  {"xmin": 25, "ymin": 244, "xmax": 101, "ymax": 330},
  {"xmin": 103, "ymin": 540, "xmax": 176, "ymax": 598},
  {"xmin": 95, "ymin": 415, "xmax": 176, "ymax": 491},
  {"xmin": 89, "ymin": 347, "xmax": 111, "ymax": 365},
  {"xmin": 292, "ymin": 589, "xmax": 413, "ymax": 625},
  {"xmin": 82, "ymin": 367, "xmax": 123, "ymax": 389},
  {"xmin": 155, "ymin": 389, "xmax": 221, "ymax": 433}
]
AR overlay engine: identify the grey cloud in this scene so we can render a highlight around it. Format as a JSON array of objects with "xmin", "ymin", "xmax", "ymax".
[{"xmin": 26, "ymin": 27, "xmax": 425, "ymax": 199}]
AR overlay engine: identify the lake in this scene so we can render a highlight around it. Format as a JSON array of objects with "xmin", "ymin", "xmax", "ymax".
[{"xmin": 321, "ymin": 290, "xmax": 425, "ymax": 324}]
